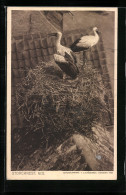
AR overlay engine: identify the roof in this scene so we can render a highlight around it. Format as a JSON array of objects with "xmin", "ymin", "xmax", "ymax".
[{"xmin": 12, "ymin": 11, "xmax": 63, "ymax": 38}]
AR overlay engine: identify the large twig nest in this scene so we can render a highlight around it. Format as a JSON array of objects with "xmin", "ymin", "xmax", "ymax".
[{"xmin": 14, "ymin": 60, "xmax": 109, "ymax": 153}]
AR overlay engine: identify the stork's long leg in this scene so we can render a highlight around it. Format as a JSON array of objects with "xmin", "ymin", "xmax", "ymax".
[
  {"xmin": 83, "ymin": 51, "xmax": 85, "ymax": 65},
  {"xmin": 83, "ymin": 51, "xmax": 88, "ymax": 66}
]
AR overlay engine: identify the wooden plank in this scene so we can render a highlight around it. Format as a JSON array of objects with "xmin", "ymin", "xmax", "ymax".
[
  {"xmin": 12, "ymin": 42, "xmax": 16, "ymax": 52},
  {"xmin": 99, "ymin": 51, "xmax": 106, "ymax": 59},
  {"xmin": 61, "ymin": 37, "xmax": 66, "ymax": 46},
  {"xmin": 12, "ymin": 53, "xmax": 17, "ymax": 61},
  {"xmin": 24, "ymin": 59, "xmax": 31, "ymax": 68},
  {"xmin": 36, "ymin": 49, "xmax": 42, "ymax": 57},
  {"xmin": 43, "ymin": 55, "xmax": 51, "ymax": 62},
  {"xmin": 31, "ymin": 58, "xmax": 38, "ymax": 68},
  {"xmin": 12, "ymin": 69, "xmax": 26, "ymax": 78},
  {"xmin": 28, "ymin": 40, "xmax": 35, "ymax": 50},
  {"xmin": 64, "ymin": 36, "xmax": 74, "ymax": 47},
  {"xmin": 41, "ymin": 38, "xmax": 48, "ymax": 48},
  {"xmin": 100, "ymin": 59, "xmax": 107, "ymax": 66},
  {"xmin": 29, "ymin": 50, "xmax": 37, "ymax": 58},
  {"xmin": 12, "ymin": 69, "xmax": 20, "ymax": 78},
  {"xmin": 41, "ymin": 48, "xmax": 49, "ymax": 56},
  {"xmin": 31, "ymin": 33, "xmax": 40, "ymax": 39},
  {"xmin": 91, "ymin": 45, "xmax": 97, "ymax": 52},
  {"xmin": 97, "ymin": 43, "xmax": 104, "ymax": 51},
  {"xmin": 99, "ymin": 35, "xmax": 103, "ymax": 43},
  {"xmin": 12, "ymin": 77, "xmax": 22, "ymax": 86},
  {"xmin": 53, "ymin": 47, "xmax": 57, "ymax": 53},
  {"xmin": 101, "ymin": 65, "xmax": 109, "ymax": 74},
  {"xmin": 48, "ymin": 55, "xmax": 54, "ymax": 62},
  {"xmin": 93, "ymin": 60, "xmax": 100, "ymax": 68},
  {"xmin": 23, "ymin": 40, "xmax": 29, "ymax": 51},
  {"xmin": 47, "ymin": 36, "xmax": 55, "ymax": 48},
  {"xmin": 34, "ymin": 40, "xmax": 41, "ymax": 49},
  {"xmin": 47, "ymin": 47, "xmax": 54, "ymax": 55},
  {"xmin": 18, "ymin": 69, "xmax": 26, "ymax": 78},
  {"xmin": 16, "ymin": 41, "xmax": 24, "ymax": 52},
  {"xmin": 18, "ymin": 60, "xmax": 25, "ymax": 68},
  {"xmin": 92, "ymin": 51, "xmax": 99, "ymax": 60},
  {"xmin": 23, "ymin": 50, "xmax": 30, "ymax": 59},
  {"xmin": 12, "ymin": 60, "xmax": 19, "ymax": 69},
  {"xmin": 11, "ymin": 114, "xmax": 19, "ymax": 126},
  {"xmin": 13, "ymin": 35, "xmax": 23, "ymax": 40},
  {"xmin": 85, "ymin": 51, "xmax": 93, "ymax": 61},
  {"xmin": 11, "ymin": 87, "xmax": 16, "ymax": 96},
  {"xmin": 17, "ymin": 52, "xmax": 24, "ymax": 60},
  {"xmin": 23, "ymin": 34, "xmax": 32, "ymax": 40}
]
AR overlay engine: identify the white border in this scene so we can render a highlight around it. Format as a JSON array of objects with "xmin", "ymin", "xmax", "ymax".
[{"xmin": 7, "ymin": 7, "xmax": 117, "ymax": 180}]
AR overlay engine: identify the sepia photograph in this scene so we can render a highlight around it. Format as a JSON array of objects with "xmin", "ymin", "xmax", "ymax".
[{"xmin": 7, "ymin": 7, "xmax": 117, "ymax": 180}]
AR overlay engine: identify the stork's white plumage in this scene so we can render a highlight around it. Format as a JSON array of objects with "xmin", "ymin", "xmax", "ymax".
[
  {"xmin": 70, "ymin": 27, "xmax": 100, "ymax": 52},
  {"xmin": 48, "ymin": 32, "xmax": 79, "ymax": 79}
]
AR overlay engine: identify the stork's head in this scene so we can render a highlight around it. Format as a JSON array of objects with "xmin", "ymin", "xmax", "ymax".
[
  {"xmin": 93, "ymin": 27, "xmax": 98, "ymax": 31},
  {"xmin": 93, "ymin": 27, "xmax": 100, "ymax": 34},
  {"xmin": 57, "ymin": 32, "xmax": 62, "ymax": 39},
  {"xmin": 57, "ymin": 32, "xmax": 62, "ymax": 36}
]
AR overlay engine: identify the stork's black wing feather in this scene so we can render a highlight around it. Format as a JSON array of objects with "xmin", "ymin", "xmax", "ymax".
[
  {"xmin": 70, "ymin": 51, "xmax": 77, "ymax": 64},
  {"xmin": 70, "ymin": 34, "xmax": 90, "ymax": 52},
  {"xmin": 65, "ymin": 52, "xmax": 73, "ymax": 63},
  {"xmin": 54, "ymin": 53, "xmax": 79, "ymax": 79},
  {"xmin": 70, "ymin": 38, "xmax": 86, "ymax": 52},
  {"xmin": 64, "ymin": 52, "xmax": 79, "ymax": 75},
  {"xmin": 70, "ymin": 38, "xmax": 81, "ymax": 48}
]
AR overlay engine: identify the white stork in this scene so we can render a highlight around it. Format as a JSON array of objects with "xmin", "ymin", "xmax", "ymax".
[
  {"xmin": 48, "ymin": 32, "xmax": 79, "ymax": 80},
  {"xmin": 71, "ymin": 27, "xmax": 100, "ymax": 52},
  {"xmin": 70, "ymin": 27, "xmax": 100, "ymax": 64}
]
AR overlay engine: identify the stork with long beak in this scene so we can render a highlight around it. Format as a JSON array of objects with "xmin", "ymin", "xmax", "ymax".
[
  {"xmin": 71, "ymin": 27, "xmax": 100, "ymax": 52},
  {"xmin": 48, "ymin": 32, "xmax": 79, "ymax": 80},
  {"xmin": 70, "ymin": 27, "xmax": 100, "ymax": 64}
]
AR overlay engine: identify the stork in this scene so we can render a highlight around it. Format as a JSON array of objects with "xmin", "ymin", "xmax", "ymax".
[
  {"xmin": 48, "ymin": 32, "xmax": 79, "ymax": 80},
  {"xmin": 70, "ymin": 27, "xmax": 100, "ymax": 64}
]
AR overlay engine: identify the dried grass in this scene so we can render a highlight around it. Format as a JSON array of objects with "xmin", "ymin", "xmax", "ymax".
[{"xmin": 14, "ymin": 59, "xmax": 109, "ymax": 151}]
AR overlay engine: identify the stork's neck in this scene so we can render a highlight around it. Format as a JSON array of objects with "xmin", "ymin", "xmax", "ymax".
[
  {"xmin": 93, "ymin": 30, "xmax": 99, "ymax": 38},
  {"xmin": 56, "ymin": 34, "xmax": 62, "ymax": 48}
]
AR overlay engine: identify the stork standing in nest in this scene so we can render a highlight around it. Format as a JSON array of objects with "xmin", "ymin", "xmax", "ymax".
[
  {"xmin": 70, "ymin": 27, "xmax": 100, "ymax": 64},
  {"xmin": 48, "ymin": 32, "xmax": 79, "ymax": 80}
]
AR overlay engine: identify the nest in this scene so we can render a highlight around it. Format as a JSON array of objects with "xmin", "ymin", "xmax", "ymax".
[{"xmin": 14, "ymin": 60, "xmax": 109, "ymax": 153}]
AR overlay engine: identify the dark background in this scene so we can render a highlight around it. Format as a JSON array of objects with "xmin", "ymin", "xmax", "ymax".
[{"xmin": 0, "ymin": 0, "xmax": 125, "ymax": 193}]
